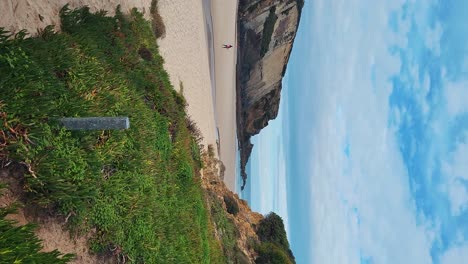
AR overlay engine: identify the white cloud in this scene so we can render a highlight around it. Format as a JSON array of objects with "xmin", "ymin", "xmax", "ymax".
[
  {"xmin": 420, "ymin": 72, "xmax": 431, "ymax": 114},
  {"xmin": 299, "ymin": 0, "xmax": 438, "ymax": 263},
  {"xmin": 447, "ymin": 181, "xmax": 468, "ymax": 216},
  {"xmin": 444, "ymin": 80, "xmax": 468, "ymax": 116},
  {"xmin": 425, "ymin": 22, "xmax": 443, "ymax": 56},
  {"xmin": 440, "ymin": 244, "xmax": 468, "ymax": 264},
  {"xmin": 422, "ymin": 72, "xmax": 431, "ymax": 95},
  {"xmin": 248, "ymin": 89, "xmax": 289, "ymax": 235},
  {"xmin": 251, "ymin": 0, "xmax": 468, "ymax": 262},
  {"xmin": 450, "ymin": 139, "xmax": 468, "ymax": 181},
  {"xmin": 442, "ymin": 139, "xmax": 468, "ymax": 215}
]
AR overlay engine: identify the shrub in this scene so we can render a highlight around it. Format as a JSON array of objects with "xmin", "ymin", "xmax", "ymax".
[
  {"xmin": 235, "ymin": 250, "xmax": 251, "ymax": 264},
  {"xmin": 186, "ymin": 117, "xmax": 203, "ymax": 146},
  {"xmin": 255, "ymin": 242, "xmax": 292, "ymax": 264},
  {"xmin": 256, "ymin": 213, "xmax": 288, "ymax": 248},
  {"xmin": 207, "ymin": 144, "xmax": 215, "ymax": 158},
  {"xmin": 256, "ymin": 212, "xmax": 295, "ymax": 263},
  {"xmin": 138, "ymin": 46, "xmax": 153, "ymax": 61},
  {"xmin": 223, "ymin": 195, "xmax": 240, "ymax": 215},
  {"xmin": 208, "ymin": 196, "xmax": 241, "ymax": 263},
  {"xmin": 150, "ymin": 0, "xmax": 166, "ymax": 38}
]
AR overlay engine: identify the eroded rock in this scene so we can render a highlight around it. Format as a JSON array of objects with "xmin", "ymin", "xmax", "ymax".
[{"xmin": 237, "ymin": 0, "xmax": 304, "ymax": 188}]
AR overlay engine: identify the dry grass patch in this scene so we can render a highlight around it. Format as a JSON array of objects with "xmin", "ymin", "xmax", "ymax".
[{"xmin": 150, "ymin": 0, "xmax": 166, "ymax": 39}]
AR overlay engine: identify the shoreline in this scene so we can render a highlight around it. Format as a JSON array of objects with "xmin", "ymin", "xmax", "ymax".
[
  {"xmin": 158, "ymin": 0, "xmax": 239, "ymax": 191},
  {"xmin": 202, "ymin": 0, "xmax": 217, "ymax": 112},
  {"xmin": 157, "ymin": 0, "xmax": 218, "ymax": 154},
  {"xmin": 0, "ymin": 0, "xmax": 240, "ymax": 192},
  {"xmin": 211, "ymin": 0, "xmax": 239, "ymax": 191}
]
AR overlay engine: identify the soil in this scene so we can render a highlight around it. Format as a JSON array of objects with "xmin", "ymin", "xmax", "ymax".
[{"xmin": 0, "ymin": 164, "xmax": 107, "ymax": 264}]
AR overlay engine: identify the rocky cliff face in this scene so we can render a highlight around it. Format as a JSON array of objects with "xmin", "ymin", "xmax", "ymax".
[
  {"xmin": 201, "ymin": 154, "xmax": 264, "ymax": 263},
  {"xmin": 237, "ymin": 0, "xmax": 304, "ymax": 188}
]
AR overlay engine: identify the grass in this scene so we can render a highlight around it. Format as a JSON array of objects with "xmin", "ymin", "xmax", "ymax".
[
  {"xmin": 0, "ymin": 5, "xmax": 224, "ymax": 263},
  {"xmin": 0, "ymin": 217, "xmax": 73, "ymax": 263},
  {"xmin": 0, "ymin": 186, "xmax": 74, "ymax": 263},
  {"xmin": 150, "ymin": 0, "xmax": 166, "ymax": 39},
  {"xmin": 208, "ymin": 194, "xmax": 246, "ymax": 263}
]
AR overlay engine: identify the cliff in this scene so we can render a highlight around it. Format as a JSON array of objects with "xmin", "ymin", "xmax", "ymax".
[
  {"xmin": 201, "ymin": 153, "xmax": 264, "ymax": 263},
  {"xmin": 237, "ymin": 0, "xmax": 304, "ymax": 189},
  {"xmin": 201, "ymin": 152, "xmax": 295, "ymax": 263}
]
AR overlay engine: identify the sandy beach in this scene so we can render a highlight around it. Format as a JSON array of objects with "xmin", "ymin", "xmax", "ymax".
[
  {"xmin": 0, "ymin": 0, "xmax": 239, "ymax": 191},
  {"xmin": 139, "ymin": 0, "xmax": 238, "ymax": 191},
  {"xmin": 156, "ymin": 0, "xmax": 218, "ymax": 153},
  {"xmin": 157, "ymin": 0, "xmax": 238, "ymax": 191},
  {"xmin": 0, "ymin": 0, "xmax": 153, "ymax": 34},
  {"xmin": 210, "ymin": 0, "xmax": 239, "ymax": 190}
]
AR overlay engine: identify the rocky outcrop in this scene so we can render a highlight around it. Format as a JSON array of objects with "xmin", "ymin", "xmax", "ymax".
[
  {"xmin": 200, "ymin": 154, "xmax": 263, "ymax": 263},
  {"xmin": 237, "ymin": 0, "xmax": 304, "ymax": 188}
]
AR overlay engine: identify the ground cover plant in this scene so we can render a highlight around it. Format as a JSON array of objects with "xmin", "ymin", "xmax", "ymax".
[
  {"xmin": 0, "ymin": 186, "xmax": 73, "ymax": 263},
  {"xmin": 209, "ymin": 193, "xmax": 246, "ymax": 263},
  {"xmin": 0, "ymin": 5, "xmax": 224, "ymax": 263}
]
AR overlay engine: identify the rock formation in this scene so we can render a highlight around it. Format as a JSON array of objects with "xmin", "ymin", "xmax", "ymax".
[
  {"xmin": 237, "ymin": 0, "xmax": 304, "ymax": 188},
  {"xmin": 201, "ymin": 153, "xmax": 264, "ymax": 263}
]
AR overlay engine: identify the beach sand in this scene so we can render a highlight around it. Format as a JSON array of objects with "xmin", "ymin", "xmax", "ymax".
[
  {"xmin": 157, "ymin": 0, "xmax": 218, "ymax": 153},
  {"xmin": 210, "ymin": 0, "xmax": 239, "ymax": 191},
  {"xmin": 0, "ymin": 0, "xmax": 239, "ymax": 191},
  {"xmin": 158, "ymin": 0, "xmax": 238, "ymax": 191},
  {"xmin": 156, "ymin": 0, "xmax": 238, "ymax": 190},
  {"xmin": 0, "ymin": 0, "xmax": 153, "ymax": 34},
  {"xmin": 1, "ymin": 1, "xmax": 240, "ymax": 262}
]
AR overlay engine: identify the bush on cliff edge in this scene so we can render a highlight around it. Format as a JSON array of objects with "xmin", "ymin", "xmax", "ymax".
[{"xmin": 255, "ymin": 212, "xmax": 295, "ymax": 263}]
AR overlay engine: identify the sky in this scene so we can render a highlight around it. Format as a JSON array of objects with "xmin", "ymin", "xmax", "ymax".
[{"xmin": 241, "ymin": 0, "xmax": 468, "ymax": 263}]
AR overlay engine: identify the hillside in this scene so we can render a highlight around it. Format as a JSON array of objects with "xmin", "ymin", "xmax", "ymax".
[
  {"xmin": 0, "ymin": 5, "xmax": 220, "ymax": 263},
  {"xmin": 201, "ymin": 151, "xmax": 295, "ymax": 264},
  {"xmin": 0, "ymin": 4, "xmax": 294, "ymax": 263}
]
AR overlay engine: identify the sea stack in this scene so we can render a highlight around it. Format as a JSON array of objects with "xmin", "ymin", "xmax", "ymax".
[{"xmin": 237, "ymin": 0, "xmax": 304, "ymax": 188}]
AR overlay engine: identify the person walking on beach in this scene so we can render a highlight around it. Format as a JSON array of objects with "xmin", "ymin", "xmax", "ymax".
[{"xmin": 222, "ymin": 44, "xmax": 233, "ymax": 49}]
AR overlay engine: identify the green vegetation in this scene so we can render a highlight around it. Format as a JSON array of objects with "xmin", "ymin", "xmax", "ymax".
[
  {"xmin": 150, "ymin": 0, "xmax": 166, "ymax": 39},
  {"xmin": 0, "ymin": 192, "xmax": 73, "ymax": 263},
  {"xmin": 224, "ymin": 195, "xmax": 240, "ymax": 215},
  {"xmin": 0, "ymin": 218, "xmax": 73, "ymax": 263},
  {"xmin": 255, "ymin": 242, "xmax": 293, "ymax": 264},
  {"xmin": 260, "ymin": 6, "xmax": 278, "ymax": 57},
  {"xmin": 0, "ymin": 5, "xmax": 223, "ymax": 263},
  {"xmin": 209, "ymin": 193, "xmax": 248, "ymax": 263},
  {"xmin": 255, "ymin": 212, "xmax": 295, "ymax": 264}
]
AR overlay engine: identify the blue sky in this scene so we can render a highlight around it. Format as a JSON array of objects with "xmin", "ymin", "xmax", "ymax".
[{"xmin": 241, "ymin": 0, "xmax": 468, "ymax": 263}]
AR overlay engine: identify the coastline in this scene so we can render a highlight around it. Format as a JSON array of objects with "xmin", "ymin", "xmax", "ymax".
[
  {"xmin": 0, "ymin": 0, "xmax": 240, "ymax": 192},
  {"xmin": 0, "ymin": 0, "xmax": 153, "ymax": 34},
  {"xmin": 0, "ymin": 2, "xmax": 297, "ymax": 262},
  {"xmin": 158, "ymin": 0, "xmax": 239, "ymax": 191},
  {"xmin": 157, "ymin": 0, "xmax": 218, "ymax": 153},
  {"xmin": 211, "ymin": 0, "xmax": 239, "ymax": 191}
]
